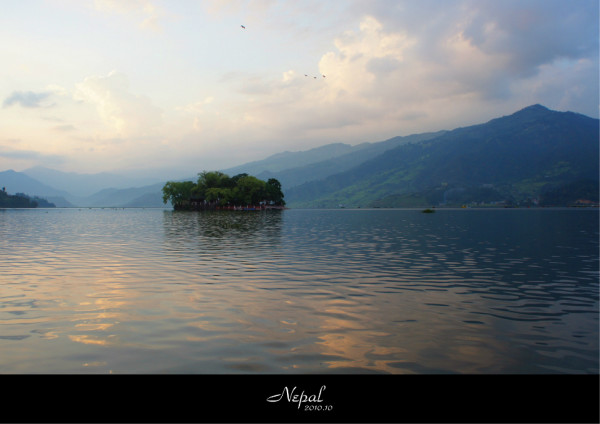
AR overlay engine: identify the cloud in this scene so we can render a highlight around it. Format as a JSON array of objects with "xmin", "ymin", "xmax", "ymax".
[
  {"xmin": 203, "ymin": 0, "xmax": 277, "ymax": 17},
  {"xmin": 52, "ymin": 124, "xmax": 77, "ymax": 132},
  {"xmin": 3, "ymin": 91, "xmax": 52, "ymax": 108},
  {"xmin": 340, "ymin": 1, "xmax": 598, "ymax": 104},
  {"xmin": 176, "ymin": 97, "xmax": 215, "ymax": 114},
  {"xmin": 92, "ymin": 0, "xmax": 167, "ymax": 32},
  {"xmin": 4, "ymin": 0, "xmax": 594, "ymax": 176},
  {"xmin": 46, "ymin": 84, "xmax": 70, "ymax": 97},
  {"xmin": 198, "ymin": 4, "xmax": 597, "ymax": 149},
  {"xmin": 73, "ymin": 71, "xmax": 163, "ymax": 137},
  {"xmin": 460, "ymin": 0, "xmax": 599, "ymax": 75},
  {"xmin": 0, "ymin": 145, "xmax": 65, "ymax": 164},
  {"xmin": 191, "ymin": 15, "xmax": 428, "ymax": 143}
]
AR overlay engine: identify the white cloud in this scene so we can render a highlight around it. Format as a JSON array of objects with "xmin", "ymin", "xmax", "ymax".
[
  {"xmin": 192, "ymin": 14, "xmax": 478, "ymax": 144},
  {"xmin": 202, "ymin": 0, "xmax": 277, "ymax": 18},
  {"xmin": 218, "ymin": 9, "xmax": 597, "ymax": 144},
  {"xmin": 73, "ymin": 71, "xmax": 163, "ymax": 137},
  {"xmin": 92, "ymin": 0, "xmax": 167, "ymax": 32},
  {"xmin": 176, "ymin": 97, "xmax": 216, "ymax": 115},
  {"xmin": 319, "ymin": 15, "xmax": 417, "ymax": 100},
  {"xmin": 46, "ymin": 84, "xmax": 70, "ymax": 97}
]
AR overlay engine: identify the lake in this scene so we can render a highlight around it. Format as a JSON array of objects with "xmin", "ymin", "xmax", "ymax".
[{"xmin": 0, "ymin": 207, "xmax": 598, "ymax": 374}]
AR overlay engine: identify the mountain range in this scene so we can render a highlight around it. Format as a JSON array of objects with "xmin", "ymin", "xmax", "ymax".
[
  {"xmin": 284, "ymin": 104, "xmax": 599, "ymax": 207},
  {"xmin": 0, "ymin": 168, "xmax": 167, "ymax": 208},
  {"xmin": 0, "ymin": 104, "xmax": 597, "ymax": 208}
]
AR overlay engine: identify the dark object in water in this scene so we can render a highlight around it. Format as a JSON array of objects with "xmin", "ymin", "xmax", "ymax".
[{"xmin": 422, "ymin": 208, "xmax": 435, "ymax": 213}]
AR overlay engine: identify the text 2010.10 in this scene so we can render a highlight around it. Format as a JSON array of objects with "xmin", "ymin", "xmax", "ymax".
[{"xmin": 305, "ymin": 404, "xmax": 333, "ymax": 411}]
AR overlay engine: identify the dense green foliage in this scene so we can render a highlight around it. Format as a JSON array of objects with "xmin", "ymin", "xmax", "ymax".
[
  {"xmin": 284, "ymin": 105, "xmax": 599, "ymax": 208},
  {"xmin": 0, "ymin": 189, "xmax": 55, "ymax": 208},
  {"xmin": 162, "ymin": 180, "xmax": 196, "ymax": 209},
  {"xmin": 162, "ymin": 171, "xmax": 285, "ymax": 210}
]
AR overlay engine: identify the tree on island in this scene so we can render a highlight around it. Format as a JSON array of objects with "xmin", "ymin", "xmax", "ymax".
[
  {"xmin": 162, "ymin": 171, "xmax": 285, "ymax": 210},
  {"xmin": 162, "ymin": 180, "xmax": 196, "ymax": 210}
]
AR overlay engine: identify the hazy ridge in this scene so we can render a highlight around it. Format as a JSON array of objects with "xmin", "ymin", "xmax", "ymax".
[{"xmin": 1, "ymin": 105, "xmax": 597, "ymax": 208}]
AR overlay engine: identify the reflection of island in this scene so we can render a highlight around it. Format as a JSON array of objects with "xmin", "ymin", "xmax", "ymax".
[
  {"xmin": 162, "ymin": 171, "xmax": 285, "ymax": 211},
  {"xmin": 162, "ymin": 209, "xmax": 283, "ymax": 252},
  {"xmin": 0, "ymin": 187, "xmax": 55, "ymax": 208}
]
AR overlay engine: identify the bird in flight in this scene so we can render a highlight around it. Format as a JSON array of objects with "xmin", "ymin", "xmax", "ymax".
[
  {"xmin": 305, "ymin": 73, "xmax": 327, "ymax": 80},
  {"xmin": 241, "ymin": 25, "xmax": 246, "ymax": 29}
]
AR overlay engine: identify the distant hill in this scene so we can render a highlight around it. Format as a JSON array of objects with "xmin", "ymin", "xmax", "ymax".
[
  {"xmin": 0, "ymin": 170, "xmax": 72, "ymax": 206},
  {"xmin": 244, "ymin": 132, "xmax": 446, "ymax": 190},
  {"xmin": 0, "ymin": 169, "xmax": 166, "ymax": 208},
  {"xmin": 222, "ymin": 143, "xmax": 371, "ymax": 176},
  {"xmin": 79, "ymin": 183, "xmax": 166, "ymax": 208},
  {"xmin": 284, "ymin": 105, "xmax": 599, "ymax": 208},
  {"xmin": 22, "ymin": 166, "xmax": 162, "ymax": 197}
]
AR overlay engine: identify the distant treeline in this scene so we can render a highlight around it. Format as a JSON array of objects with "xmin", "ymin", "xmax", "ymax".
[
  {"xmin": 162, "ymin": 171, "xmax": 285, "ymax": 211},
  {"xmin": 0, "ymin": 188, "xmax": 56, "ymax": 208}
]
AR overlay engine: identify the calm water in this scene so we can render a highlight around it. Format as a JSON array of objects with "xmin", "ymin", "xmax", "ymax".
[{"xmin": 0, "ymin": 208, "xmax": 597, "ymax": 374}]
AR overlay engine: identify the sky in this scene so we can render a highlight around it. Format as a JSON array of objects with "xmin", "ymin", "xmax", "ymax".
[{"xmin": 1, "ymin": 0, "xmax": 598, "ymax": 180}]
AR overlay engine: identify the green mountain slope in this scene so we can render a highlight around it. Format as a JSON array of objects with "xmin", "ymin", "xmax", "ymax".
[
  {"xmin": 253, "ymin": 131, "xmax": 446, "ymax": 190},
  {"xmin": 222, "ymin": 143, "xmax": 370, "ymax": 176},
  {"xmin": 285, "ymin": 105, "xmax": 599, "ymax": 208}
]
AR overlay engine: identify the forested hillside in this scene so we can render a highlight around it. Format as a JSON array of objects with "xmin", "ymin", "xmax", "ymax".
[{"xmin": 284, "ymin": 105, "xmax": 599, "ymax": 208}]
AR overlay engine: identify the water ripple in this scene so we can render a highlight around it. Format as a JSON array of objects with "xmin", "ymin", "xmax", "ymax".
[{"xmin": 0, "ymin": 208, "xmax": 597, "ymax": 373}]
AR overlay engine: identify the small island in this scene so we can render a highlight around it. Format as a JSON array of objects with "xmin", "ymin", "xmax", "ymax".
[{"xmin": 162, "ymin": 171, "xmax": 286, "ymax": 211}]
